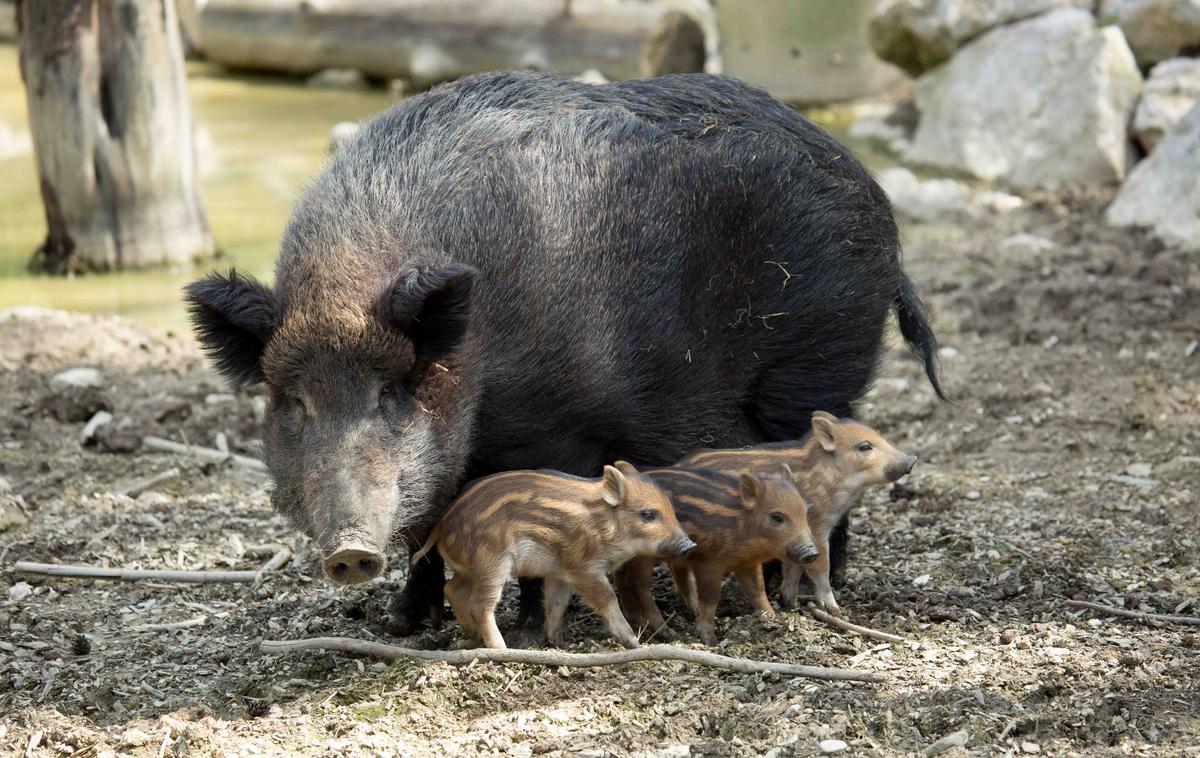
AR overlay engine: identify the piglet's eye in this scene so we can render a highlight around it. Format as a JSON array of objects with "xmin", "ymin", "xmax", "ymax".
[
  {"xmin": 857, "ymin": 442, "xmax": 874, "ymax": 453},
  {"xmin": 769, "ymin": 512, "xmax": 786, "ymax": 525},
  {"xmin": 639, "ymin": 509, "xmax": 657, "ymax": 523}
]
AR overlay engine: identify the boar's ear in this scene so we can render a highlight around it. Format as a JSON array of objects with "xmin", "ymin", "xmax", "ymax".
[
  {"xmin": 600, "ymin": 465, "xmax": 627, "ymax": 507},
  {"xmin": 739, "ymin": 473, "xmax": 762, "ymax": 510},
  {"xmin": 810, "ymin": 412, "xmax": 839, "ymax": 453},
  {"xmin": 613, "ymin": 460, "xmax": 639, "ymax": 475},
  {"xmin": 379, "ymin": 262, "xmax": 477, "ymax": 363},
  {"xmin": 184, "ymin": 270, "xmax": 277, "ymax": 387}
]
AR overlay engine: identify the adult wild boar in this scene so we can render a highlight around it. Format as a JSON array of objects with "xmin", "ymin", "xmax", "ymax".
[{"xmin": 185, "ymin": 71, "xmax": 944, "ymax": 639}]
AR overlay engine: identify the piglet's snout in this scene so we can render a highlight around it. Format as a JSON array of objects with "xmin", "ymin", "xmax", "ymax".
[
  {"xmin": 886, "ymin": 454, "xmax": 919, "ymax": 481},
  {"xmin": 788, "ymin": 542, "xmax": 820, "ymax": 564},
  {"xmin": 323, "ymin": 542, "xmax": 387, "ymax": 585}
]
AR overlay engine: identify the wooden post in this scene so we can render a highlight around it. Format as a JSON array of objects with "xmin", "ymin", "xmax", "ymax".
[{"xmin": 17, "ymin": 0, "xmax": 215, "ymax": 273}]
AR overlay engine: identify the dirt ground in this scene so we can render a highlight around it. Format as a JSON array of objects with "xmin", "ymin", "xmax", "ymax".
[{"xmin": 1, "ymin": 187, "xmax": 1197, "ymax": 757}]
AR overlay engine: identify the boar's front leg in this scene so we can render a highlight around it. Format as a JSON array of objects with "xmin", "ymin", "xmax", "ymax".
[
  {"xmin": 734, "ymin": 564, "xmax": 775, "ymax": 618},
  {"xmin": 513, "ymin": 578, "xmax": 546, "ymax": 648},
  {"xmin": 387, "ymin": 527, "xmax": 446, "ymax": 636},
  {"xmin": 568, "ymin": 569, "xmax": 639, "ymax": 649}
]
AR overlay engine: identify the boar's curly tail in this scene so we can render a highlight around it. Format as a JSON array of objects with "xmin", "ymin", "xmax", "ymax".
[
  {"xmin": 410, "ymin": 524, "xmax": 442, "ymax": 566},
  {"xmin": 896, "ymin": 273, "xmax": 948, "ymax": 401}
]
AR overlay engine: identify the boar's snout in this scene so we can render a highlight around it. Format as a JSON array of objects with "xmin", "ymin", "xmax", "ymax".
[
  {"xmin": 323, "ymin": 544, "xmax": 387, "ymax": 585},
  {"xmin": 788, "ymin": 542, "xmax": 820, "ymax": 564}
]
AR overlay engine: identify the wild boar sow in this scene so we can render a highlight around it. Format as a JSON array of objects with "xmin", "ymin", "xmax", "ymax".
[{"xmin": 184, "ymin": 71, "xmax": 943, "ymax": 629}]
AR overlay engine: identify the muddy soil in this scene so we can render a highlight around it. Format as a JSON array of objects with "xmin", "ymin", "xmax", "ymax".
[{"xmin": 1, "ymin": 189, "xmax": 1198, "ymax": 757}]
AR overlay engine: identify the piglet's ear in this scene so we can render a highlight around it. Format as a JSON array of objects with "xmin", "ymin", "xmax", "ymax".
[
  {"xmin": 600, "ymin": 465, "xmax": 627, "ymax": 507},
  {"xmin": 613, "ymin": 460, "xmax": 639, "ymax": 475},
  {"xmin": 739, "ymin": 473, "xmax": 761, "ymax": 510},
  {"xmin": 780, "ymin": 463, "xmax": 795, "ymax": 481},
  {"xmin": 379, "ymin": 262, "xmax": 476, "ymax": 363},
  {"xmin": 184, "ymin": 270, "xmax": 278, "ymax": 387},
  {"xmin": 810, "ymin": 412, "xmax": 838, "ymax": 453}
]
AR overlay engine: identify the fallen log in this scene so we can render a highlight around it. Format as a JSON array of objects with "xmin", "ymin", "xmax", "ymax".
[{"xmin": 197, "ymin": 0, "xmax": 712, "ymax": 86}]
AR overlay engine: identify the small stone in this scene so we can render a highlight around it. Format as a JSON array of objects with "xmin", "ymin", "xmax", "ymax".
[
  {"xmin": 965, "ymin": 490, "xmax": 981, "ymax": 500},
  {"xmin": 369, "ymin": 662, "xmax": 387, "ymax": 673},
  {"xmin": 306, "ymin": 67, "xmax": 368, "ymax": 89},
  {"xmin": 1126, "ymin": 462, "xmax": 1153, "ymax": 477},
  {"xmin": 8, "ymin": 581, "xmax": 32, "ymax": 603},
  {"xmin": 913, "ymin": 574, "xmax": 931, "ymax": 586},
  {"xmin": 0, "ymin": 476, "xmax": 9, "ymax": 494},
  {"xmin": 50, "ymin": 366, "xmax": 103, "ymax": 389},
  {"xmin": 925, "ymin": 729, "xmax": 969, "ymax": 756},
  {"xmin": 938, "ymin": 346, "xmax": 958, "ymax": 358},
  {"xmin": 204, "ymin": 393, "xmax": 237, "ymax": 405},
  {"xmin": 999, "ymin": 629, "xmax": 1018, "ymax": 644},
  {"xmin": 1021, "ymin": 741, "xmax": 1041, "ymax": 753},
  {"xmin": 819, "ymin": 739, "xmax": 849, "ymax": 754}
]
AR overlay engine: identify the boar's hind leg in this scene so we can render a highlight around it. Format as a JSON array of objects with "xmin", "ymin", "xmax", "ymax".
[
  {"xmin": 734, "ymin": 565, "xmax": 774, "ymax": 617},
  {"xmin": 542, "ymin": 576, "xmax": 573, "ymax": 647},
  {"xmin": 513, "ymin": 578, "xmax": 546, "ymax": 649},
  {"xmin": 568, "ymin": 570, "xmax": 639, "ymax": 649}
]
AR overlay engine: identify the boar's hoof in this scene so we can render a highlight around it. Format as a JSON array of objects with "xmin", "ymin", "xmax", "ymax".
[
  {"xmin": 385, "ymin": 594, "xmax": 435, "ymax": 637},
  {"xmin": 512, "ymin": 629, "xmax": 546, "ymax": 650},
  {"xmin": 647, "ymin": 625, "xmax": 677, "ymax": 642},
  {"xmin": 620, "ymin": 638, "xmax": 641, "ymax": 650}
]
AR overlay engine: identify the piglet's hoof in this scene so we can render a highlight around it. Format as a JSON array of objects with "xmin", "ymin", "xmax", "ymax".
[{"xmin": 620, "ymin": 638, "xmax": 641, "ymax": 649}]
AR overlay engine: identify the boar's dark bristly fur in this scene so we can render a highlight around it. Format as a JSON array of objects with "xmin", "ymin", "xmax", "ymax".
[{"xmin": 183, "ymin": 70, "xmax": 944, "ymax": 636}]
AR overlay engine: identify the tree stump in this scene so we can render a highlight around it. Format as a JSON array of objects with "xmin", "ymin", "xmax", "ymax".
[{"xmin": 17, "ymin": 0, "xmax": 215, "ymax": 273}]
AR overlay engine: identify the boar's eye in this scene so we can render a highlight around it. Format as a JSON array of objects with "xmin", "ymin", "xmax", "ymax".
[
  {"xmin": 769, "ymin": 512, "xmax": 786, "ymax": 525},
  {"xmin": 638, "ymin": 509, "xmax": 658, "ymax": 523},
  {"xmin": 378, "ymin": 382, "xmax": 406, "ymax": 410},
  {"xmin": 857, "ymin": 441, "xmax": 874, "ymax": 453}
]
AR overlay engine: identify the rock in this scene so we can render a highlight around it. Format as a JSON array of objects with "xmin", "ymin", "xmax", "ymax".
[
  {"xmin": 819, "ymin": 739, "xmax": 849, "ymax": 754},
  {"xmin": 906, "ymin": 9, "xmax": 1143, "ymax": 190},
  {"xmin": 878, "ymin": 167, "xmax": 1022, "ymax": 221},
  {"xmin": 925, "ymin": 730, "xmax": 970, "ymax": 755},
  {"xmin": 574, "ymin": 68, "xmax": 610, "ymax": 86},
  {"xmin": 1107, "ymin": 104, "xmax": 1200, "ymax": 251},
  {"xmin": 1126, "ymin": 462, "xmax": 1154, "ymax": 477},
  {"xmin": 8, "ymin": 581, "xmax": 32, "ymax": 604},
  {"xmin": 1021, "ymin": 741, "xmax": 1041, "ymax": 754},
  {"xmin": 329, "ymin": 122, "xmax": 360, "ymax": 154},
  {"xmin": 1110, "ymin": 0, "xmax": 1200, "ymax": 66},
  {"xmin": 870, "ymin": 0, "xmax": 1089, "ymax": 76},
  {"xmin": 0, "ymin": 495, "xmax": 27, "ymax": 533},
  {"xmin": 913, "ymin": 574, "xmax": 932, "ymax": 586},
  {"xmin": 50, "ymin": 367, "xmax": 103, "ymax": 389},
  {"xmin": 306, "ymin": 68, "xmax": 369, "ymax": 90},
  {"xmin": 1133, "ymin": 58, "xmax": 1200, "ymax": 151},
  {"xmin": 999, "ymin": 233, "xmax": 1058, "ymax": 256}
]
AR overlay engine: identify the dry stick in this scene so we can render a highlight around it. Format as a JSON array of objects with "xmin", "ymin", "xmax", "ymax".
[
  {"xmin": 134, "ymin": 616, "xmax": 209, "ymax": 632},
  {"xmin": 142, "ymin": 436, "xmax": 266, "ymax": 472},
  {"xmin": 115, "ymin": 466, "xmax": 181, "ymax": 498},
  {"xmin": 1064, "ymin": 599, "xmax": 1200, "ymax": 627},
  {"xmin": 259, "ymin": 637, "xmax": 885, "ymax": 683},
  {"xmin": 808, "ymin": 605, "xmax": 906, "ymax": 644},
  {"xmin": 13, "ymin": 550, "xmax": 291, "ymax": 585}
]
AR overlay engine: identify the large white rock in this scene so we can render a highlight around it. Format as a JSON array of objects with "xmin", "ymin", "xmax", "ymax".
[
  {"xmin": 1133, "ymin": 58, "xmax": 1200, "ymax": 151},
  {"xmin": 870, "ymin": 0, "xmax": 1089, "ymax": 75},
  {"xmin": 906, "ymin": 9, "xmax": 1143, "ymax": 189},
  {"xmin": 1108, "ymin": 103, "xmax": 1200, "ymax": 251},
  {"xmin": 1107, "ymin": 0, "xmax": 1200, "ymax": 66}
]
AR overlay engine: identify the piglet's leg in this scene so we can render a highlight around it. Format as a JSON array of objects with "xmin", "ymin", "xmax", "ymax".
[
  {"xmin": 618, "ymin": 559, "xmax": 674, "ymax": 640},
  {"xmin": 734, "ymin": 564, "xmax": 775, "ymax": 618},
  {"xmin": 690, "ymin": 563, "xmax": 724, "ymax": 645},
  {"xmin": 569, "ymin": 570, "xmax": 639, "ymax": 649},
  {"xmin": 542, "ymin": 576, "xmax": 573, "ymax": 648},
  {"xmin": 779, "ymin": 562, "xmax": 803, "ymax": 609},
  {"xmin": 804, "ymin": 542, "xmax": 841, "ymax": 616},
  {"xmin": 669, "ymin": 562, "xmax": 699, "ymax": 615},
  {"xmin": 444, "ymin": 573, "xmax": 478, "ymax": 642}
]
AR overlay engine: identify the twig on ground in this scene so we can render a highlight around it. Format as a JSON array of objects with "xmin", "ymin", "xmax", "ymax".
[
  {"xmin": 13, "ymin": 549, "xmax": 291, "ymax": 585},
  {"xmin": 133, "ymin": 616, "xmax": 209, "ymax": 632},
  {"xmin": 115, "ymin": 466, "xmax": 181, "ymax": 498},
  {"xmin": 142, "ymin": 436, "xmax": 266, "ymax": 472},
  {"xmin": 260, "ymin": 637, "xmax": 886, "ymax": 682},
  {"xmin": 1064, "ymin": 599, "xmax": 1200, "ymax": 627},
  {"xmin": 808, "ymin": 605, "xmax": 906, "ymax": 643}
]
